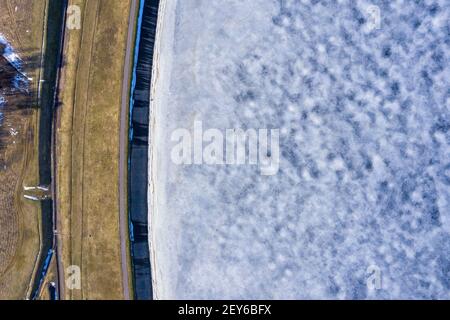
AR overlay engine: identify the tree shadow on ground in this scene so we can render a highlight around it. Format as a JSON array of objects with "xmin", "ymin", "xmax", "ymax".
[{"xmin": 0, "ymin": 49, "xmax": 41, "ymax": 152}]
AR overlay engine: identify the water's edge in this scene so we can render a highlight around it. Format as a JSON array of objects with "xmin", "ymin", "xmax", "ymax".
[{"xmin": 128, "ymin": 0, "xmax": 160, "ymax": 300}]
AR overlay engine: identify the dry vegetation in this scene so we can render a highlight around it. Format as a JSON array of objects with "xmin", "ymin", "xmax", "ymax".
[
  {"xmin": 0, "ymin": 0, "xmax": 47, "ymax": 299},
  {"xmin": 56, "ymin": 0, "xmax": 133, "ymax": 299}
]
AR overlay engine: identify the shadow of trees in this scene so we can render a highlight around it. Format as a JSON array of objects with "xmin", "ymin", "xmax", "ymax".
[{"xmin": 0, "ymin": 48, "xmax": 41, "ymax": 151}]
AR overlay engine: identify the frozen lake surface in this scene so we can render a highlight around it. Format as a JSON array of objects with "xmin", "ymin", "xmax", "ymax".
[{"xmin": 149, "ymin": 0, "xmax": 450, "ymax": 299}]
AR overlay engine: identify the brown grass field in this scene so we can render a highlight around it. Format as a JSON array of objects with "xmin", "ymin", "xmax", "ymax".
[
  {"xmin": 0, "ymin": 0, "xmax": 47, "ymax": 299},
  {"xmin": 56, "ymin": 0, "xmax": 134, "ymax": 299}
]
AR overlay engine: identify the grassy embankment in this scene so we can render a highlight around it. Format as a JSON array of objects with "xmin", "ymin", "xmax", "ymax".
[{"xmin": 56, "ymin": 0, "xmax": 134, "ymax": 299}]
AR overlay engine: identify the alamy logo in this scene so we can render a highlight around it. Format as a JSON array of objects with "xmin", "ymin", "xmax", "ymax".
[
  {"xmin": 66, "ymin": 265, "xmax": 81, "ymax": 290},
  {"xmin": 366, "ymin": 265, "xmax": 382, "ymax": 290},
  {"xmin": 66, "ymin": 5, "xmax": 81, "ymax": 30},
  {"xmin": 170, "ymin": 121, "xmax": 280, "ymax": 175},
  {"xmin": 364, "ymin": 5, "xmax": 381, "ymax": 33}
]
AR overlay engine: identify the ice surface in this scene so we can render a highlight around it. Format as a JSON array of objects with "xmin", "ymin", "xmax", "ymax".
[{"xmin": 149, "ymin": 0, "xmax": 450, "ymax": 299}]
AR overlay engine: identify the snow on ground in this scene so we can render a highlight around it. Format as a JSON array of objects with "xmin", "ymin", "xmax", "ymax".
[
  {"xmin": 0, "ymin": 96, "xmax": 5, "ymax": 126},
  {"xmin": 0, "ymin": 33, "xmax": 28, "ymax": 128},
  {"xmin": 0, "ymin": 33, "xmax": 22, "ymax": 70},
  {"xmin": 149, "ymin": 0, "xmax": 450, "ymax": 299}
]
